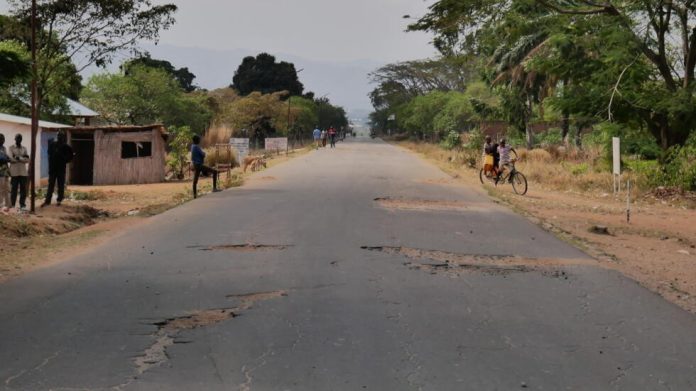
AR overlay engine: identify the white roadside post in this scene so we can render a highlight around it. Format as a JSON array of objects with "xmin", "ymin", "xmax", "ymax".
[{"xmin": 612, "ymin": 137, "xmax": 621, "ymax": 194}]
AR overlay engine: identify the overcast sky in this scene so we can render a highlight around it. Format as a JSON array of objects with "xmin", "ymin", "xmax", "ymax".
[
  {"xmin": 0, "ymin": 0, "xmax": 439, "ymax": 113},
  {"xmin": 149, "ymin": 0, "xmax": 438, "ymax": 63},
  {"xmin": 0, "ymin": 1, "xmax": 437, "ymax": 62}
]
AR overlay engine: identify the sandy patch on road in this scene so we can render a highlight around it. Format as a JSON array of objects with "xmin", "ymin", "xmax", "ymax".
[
  {"xmin": 362, "ymin": 246, "xmax": 594, "ymax": 278},
  {"xmin": 374, "ymin": 197, "xmax": 496, "ymax": 213}
]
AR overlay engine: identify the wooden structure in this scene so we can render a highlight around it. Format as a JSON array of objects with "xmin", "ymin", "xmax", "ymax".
[
  {"xmin": 215, "ymin": 143, "xmax": 234, "ymax": 179},
  {"xmin": 43, "ymin": 124, "xmax": 168, "ymax": 186}
]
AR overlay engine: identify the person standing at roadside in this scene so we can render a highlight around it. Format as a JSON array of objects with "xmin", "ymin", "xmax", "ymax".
[
  {"xmin": 191, "ymin": 134, "xmax": 219, "ymax": 199},
  {"xmin": 328, "ymin": 126, "xmax": 337, "ymax": 148},
  {"xmin": 0, "ymin": 134, "xmax": 11, "ymax": 213},
  {"xmin": 313, "ymin": 126, "xmax": 322, "ymax": 149},
  {"xmin": 9, "ymin": 134, "xmax": 29, "ymax": 211},
  {"xmin": 42, "ymin": 131, "xmax": 73, "ymax": 207}
]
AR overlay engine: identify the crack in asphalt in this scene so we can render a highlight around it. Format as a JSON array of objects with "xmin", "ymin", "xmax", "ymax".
[
  {"xmin": 132, "ymin": 290, "xmax": 287, "ymax": 377},
  {"xmin": 187, "ymin": 244, "xmax": 293, "ymax": 252},
  {"xmin": 4, "ymin": 351, "xmax": 60, "ymax": 389}
]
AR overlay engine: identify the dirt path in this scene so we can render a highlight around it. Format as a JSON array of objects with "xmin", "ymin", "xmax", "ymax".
[{"xmin": 399, "ymin": 143, "xmax": 696, "ymax": 314}]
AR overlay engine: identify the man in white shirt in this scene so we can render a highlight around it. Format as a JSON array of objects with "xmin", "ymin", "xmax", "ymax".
[
  {"xmin": 9, "ymin": 134, "xmax": 29, "ymax": 210},
  {"xmin": 497, "ymin": 138, "xmax": 516, "ymax": 183}
]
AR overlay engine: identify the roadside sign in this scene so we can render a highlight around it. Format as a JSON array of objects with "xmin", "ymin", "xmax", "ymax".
[
  {"xmin": 230, "ymin": 138, "xmax": 249, "ymax": 162},
  {"xmin": 265, "ymin": 137, "xmax": 288, "ymax": 154},
  {"xmin": 612, "ymin": 137, "xmax": 620, "ymax": 175},
  {"xmin": 388, "ymin": 114, "xmax": 396, "ymax": 121}
]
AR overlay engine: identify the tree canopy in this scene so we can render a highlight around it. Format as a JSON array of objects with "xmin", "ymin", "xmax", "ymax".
[
  {"xmin": 81, "ymin": 65, "xmax": 212, "ymax": 133},
  {"xmin": 231, "ymin": 53, "xmax": 304, "ymax": 96},
  {"xmin": 5, "ymin": 0, "xmax": 177, "ymax": 115},
  {"xmin": 122, "ymin": 55, "xmax": 197, "ymax": 92},
  {"xmin": 406, "ymin": 0, "xmax": 696, "ymax": 149}
]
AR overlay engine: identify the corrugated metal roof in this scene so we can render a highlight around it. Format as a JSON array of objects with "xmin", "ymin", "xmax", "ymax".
[
  {"xmin": 66, "ymin": 98, "xmax": 99, "ymax": 117},
  {"xmin": 0, "ymin": 112, "xmax": 70, "ymax": 128}
]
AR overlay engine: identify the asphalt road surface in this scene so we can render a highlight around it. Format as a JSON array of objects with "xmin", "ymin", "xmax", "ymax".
[{"xmin": 1, "ymin": 139, "xmax": 696, "ymax": 390}]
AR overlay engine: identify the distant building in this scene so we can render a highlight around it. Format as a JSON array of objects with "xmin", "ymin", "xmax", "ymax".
[{"xmin": 65, "ymin": 98, "xmax": 100, "ymax": 126}]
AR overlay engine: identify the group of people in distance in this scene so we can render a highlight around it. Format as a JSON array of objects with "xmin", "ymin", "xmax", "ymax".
[
  {"xmin": 312, "ymin": 126, "xmax": 338, "ymax": 149},
  {"xmin": 482, "ymin": 135, "xmax": 516, "ymax": 184},
  {"xmin": 0, "ymin": 131, "xmax": 73, "ymax": 214}
]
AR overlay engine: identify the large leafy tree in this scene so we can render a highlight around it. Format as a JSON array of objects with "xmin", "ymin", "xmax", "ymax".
[
  {"xmin": 82, "ymin": 65, "xmax": 213, "ymax": 133},
  {"xmin": 7, "ymin": 0, "xmax": 177, "ymax": 114},
  {"xmin": 409, "ymin": 0, "xmax": 696, "ymax": 149},
  {"xmin": 231, "ymin": 53, "xmax": 304, "ymax": 96},
  {"xmin": 0, "ymin": 15, "xmax": 82, "ymax": 117},
  {"xmin": 122, "ymin": 55, "xmax": 197, "ymax": 92}
]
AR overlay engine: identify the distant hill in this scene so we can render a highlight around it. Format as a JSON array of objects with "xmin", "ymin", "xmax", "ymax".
[{"xmin": 135, "ymin": 44, "xmax": 380, "ymax": 115}]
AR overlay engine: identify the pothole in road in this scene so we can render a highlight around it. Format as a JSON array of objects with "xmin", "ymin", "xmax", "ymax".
[
  {"xmin": 188, "ymin": 244, "xmax": 293, "ymax": 252},
  {"xmin": 134, "ymin": 290, "xmax": 287, "ymax": 375},
  {"xmin": 373, "ymin": 197, "xmax": 491, "ymax": 212},
  {"xmin": 361, "ymin": 246, "xmax": 593, "ymax": 277}
]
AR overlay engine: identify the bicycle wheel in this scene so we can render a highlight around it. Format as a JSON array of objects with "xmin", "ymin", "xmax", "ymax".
[
  {"xmin": 511, "ymin": 171, "xmax": 528, "ymax": 195},
  {"xmin": 479, "ymin": 168, "xmax": 485, "ymax": 184}
]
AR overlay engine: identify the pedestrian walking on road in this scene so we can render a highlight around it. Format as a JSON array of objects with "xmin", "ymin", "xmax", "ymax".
[
  {"xmin": 329, "ymin": 126, "xmax": 337, "ymax": 148},
  {"xmin": 0, "ymin": 134, "xmax": 11, "ymax": 213},
  {"xmin": 313, "ymin": 127, "xmax": 322, "ymax": 149},
  {"xmin": 191, "ymin": 135, "xmax": 219, "ymax": 199},
  {"xmin": 321, "ymin": 130, "xmax": 327, "ymax": 147},
  {"xmin": 42, "ymin": 131, "xmax": 73, "ymax": 207},
  {"xmin": 9, "ymin": 134, "xmax": 29, "ymax": 211}
]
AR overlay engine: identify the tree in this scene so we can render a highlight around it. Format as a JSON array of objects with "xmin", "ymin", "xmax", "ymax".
[
  {"xmin": 167, "ymin": 126, "xmax": 195, "ymax": 179},
  {"xmin": 7, "ymin": 0, "xmax": 177, "ymax": 111},
  {"xmin": 315, "ymin": 97, "xmax": 348, "ymax": 130},
  {"xmin": 122, "ymin": 55, "xmax": 197, "ymax": 92},
  {"xmin": 0, "ymin": 40, "xmax": 29, "ymax": 86},
  {"xmin": 0, "ymin": 15, "xmax": 82, "ymax": 117},
  {"xmin": 409, "ymin": 0, "xmax": 696, "ymax": 149},
  {"xmin": 231, "ymin": 53, "xmax": 304, "ymax": 96},
  {"xmin": 81, "ymin": 65, "xmax": 213, "ymax": 133}
]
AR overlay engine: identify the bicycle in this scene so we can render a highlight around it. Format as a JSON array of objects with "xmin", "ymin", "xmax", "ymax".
[{"xmin": 479, "ymin": 158, "xmax": 528, "ymax": 195}]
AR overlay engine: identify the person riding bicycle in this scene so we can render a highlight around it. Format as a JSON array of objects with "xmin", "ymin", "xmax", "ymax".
[
  {"xmin": 482, "ymin": 135, "xmax": 499, "ymax": 177},
  {"xmin": 497, "ymin": 138, "xmax": 517, "ymax": 183}
]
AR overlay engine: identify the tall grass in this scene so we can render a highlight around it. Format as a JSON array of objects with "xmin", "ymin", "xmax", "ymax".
[{"xmin": 202, "ymin": 125, "xmax": 234, "ymax": 147}]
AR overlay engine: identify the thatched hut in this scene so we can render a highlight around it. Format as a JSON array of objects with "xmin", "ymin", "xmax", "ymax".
[{"xmin": 43, "ymin": 124, "xmax": 168, "ymax": 186}]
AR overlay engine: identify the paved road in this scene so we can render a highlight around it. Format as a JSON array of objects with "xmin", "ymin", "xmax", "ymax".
[{"xmin": 1, "ymin": 139, "xmax": 696, "ymax": 390}]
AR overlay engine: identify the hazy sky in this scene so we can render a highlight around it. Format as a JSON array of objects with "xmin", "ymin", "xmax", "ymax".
[
  {"xmin": 150, "ymin": 0, "xmax": 438, "ymax": 62},
  {"xmin": 0, "ymin": 0, "xmax": 439, "ymax": 112}
]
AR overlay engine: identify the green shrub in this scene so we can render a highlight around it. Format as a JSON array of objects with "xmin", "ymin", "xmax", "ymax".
[
  {"xmin": 536, "ymin": 128, "xmax": 563, "ymax": 146},
  {"xmin": 563, "ymin": 162, "xmax": 589, "ymax": 176},
  {"xmin": 652, "ymin": 134, "xmax": 696, "ymax": 190},
  {"xmin": 440, "ymin": 130, "xmax": 462, "ymax": 150}
]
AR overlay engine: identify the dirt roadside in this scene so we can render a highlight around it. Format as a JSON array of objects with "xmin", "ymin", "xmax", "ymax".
[
  {"xmin": 0, "ymin": 148, "xmax": 308, "ymax": 283},
  {"xmin": 398, "ymin": 143, "xmax": 696, "ymax": 314}
]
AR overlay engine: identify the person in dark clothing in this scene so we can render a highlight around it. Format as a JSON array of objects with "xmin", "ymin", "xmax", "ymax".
[
  {"xmin": 191, "ymin": 135, "xmax": 219, "ymax": 199},
  {"xmin": 42, "ymin": 131, "xmax": 73, "ymax": 207},
  {"xmin": 483, "ymin": 135, "xmax": 500, "ymax": 175},
  {"xmin": 328, "ymin": 126, "xmax": 337, "ymax": 148}
]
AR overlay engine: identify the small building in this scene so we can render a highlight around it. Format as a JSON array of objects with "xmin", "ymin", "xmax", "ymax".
[
  {"xmin": 0, "ymin": 112, "xmax": 70, "ymax": 182},
  {"xmin": 42, "ymin": 124, "xmax": 168, "ymax": 186},
  {"xmin": 65, "ymin": 98, "xmax": 100, "ymax": 126}
]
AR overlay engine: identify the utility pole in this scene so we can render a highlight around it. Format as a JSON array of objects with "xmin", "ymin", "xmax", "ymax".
[{"xmin": 29, "ymin": 0, "xmax": 38, "ymax": 213}]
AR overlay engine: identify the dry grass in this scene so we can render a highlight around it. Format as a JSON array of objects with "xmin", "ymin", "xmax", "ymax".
[
  {"xmin": 399, "ymin": 141, "xmax": 651, "ymax": 195},
  {"xmin": 202, "ymin": 125, "xmax": 235, "ymax": 147}
]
